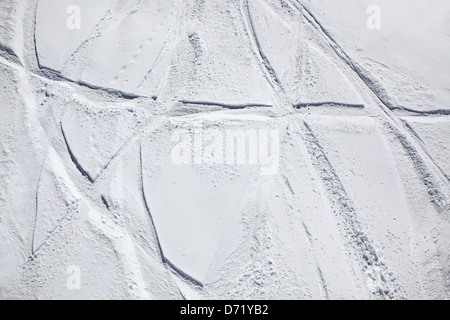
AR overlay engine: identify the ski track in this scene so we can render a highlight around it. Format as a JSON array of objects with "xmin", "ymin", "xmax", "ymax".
[
  {"xmin": 31, "ymin": 0, "xmax": 146, "ymax": 101},
  {"xmin": 402, "ymin": 120, "xmax": 450, "ymax": 182},
  {"xmin": 241, "ymin": 0, "xmax": 448, "ymax": 298},
  {"xmin": 61, "ymin": 7, "xmax": 113, "ymax": 74},
  {"xmin": 60, "ymin": 122, "xmax": 95, "ymax": 183},
  {"xmin": 40, "ymin": 66, "xmax": 145, "ymax": 100},
  {"xmin": 101, "ymin": 195, "xmax": 110, "ymax": 211},
  {"xmin": 239, "ymin": 1, "xmax": 405, "ymax": 297},
  {"xmin": 243, "ymin": 0, "xmax": 282, "ymax": 87},
  {"xmin": 60, "ymin": 0, "xmax": 148, "ymax": 77},
  {"xmin": 113, "ymin": 9, "xmax": 177, "ymax": 86},
  {"xmin": 179, "ymin": 100, "xmax": 273, "ymax": 109},
  {"xmin": 1, "ymin": 0, "xmax": 448, "ymax": 299},
  {"xmin": 286, "ymin": 0, "xmax": 397, "ymax": 110},
  {"xmin": 287, "ymin": 0, "xmax": 449, "ymax": 210},
  {"xmin": 384, "ymin": 121, "xmax": 450, "ymax": 213},
  {"xmin": 136, "ymin": 45, "xmax": 166, "ymax": 91},
  {"xmin": 31, "ymin": 0, "xmax": 40, "ymax": 71},
  {"xmin": 0, "ymin": 43, "xmax": 22, "ymax": 66},
  {"xmin": 239, "ymin": 0, "xmax": 292, "ymax": 114},
  {"xmin": 316, "ymin": 265, "xmax": 330, "ymax": 300},
  {"xmin": 294, "ymin": 102, "xmax": 365, "ymax": 109},
  {"xmin": 31, "ymin": 168, "xmax": 43, "ymax": 255},
  {"xmin": 280, "ymin": 161, "xmax": 331, "ymax": 300},
  {"xmin": 301, "ymin": 120, "xmax": 403, "ymax": 299},
  {"xmin": 139, "ymin": 145, "xmax": 204, "ymax": 289},
  {"xmin": 392, "ymin": 107, "xmax": 450, "ymax": 116}
]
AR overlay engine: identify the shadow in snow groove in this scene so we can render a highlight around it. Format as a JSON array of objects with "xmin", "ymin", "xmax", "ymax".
[
  {"xmin": 294, "ymin": 102, "xmax": 364, "ymax": 109},
  {"xmin": 60, "ymin": 123, "xmax": 95, "ymax": 183},
  {"xmin": 139, "ymin": 145, "xmax": 204, "ymax": 288},
  {"xmin": 31, "ymin": 2, "xmax": 144, "ymax": 101},
  {"xmin": 302, "ymin": 120, "xmax": 403, "ymax": 299},
  {"xmin": 180, "ymin": 100, "xmax": 272, "ymax": 109}
]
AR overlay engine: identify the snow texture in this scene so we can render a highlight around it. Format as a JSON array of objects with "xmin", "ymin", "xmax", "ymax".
[{"xmin": 0, "ymin": 0, "xmax": 449, "ymax": 300}]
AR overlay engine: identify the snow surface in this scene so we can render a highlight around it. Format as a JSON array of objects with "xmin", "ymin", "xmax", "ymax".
[{"xmin": 0, "ymin": 0, "xmax": 449, "ymax": 300}]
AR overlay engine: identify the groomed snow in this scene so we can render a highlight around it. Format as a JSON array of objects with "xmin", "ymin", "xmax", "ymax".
[{"xmin": 0, "ymin": 0, "xmax": 449, "ymax": 300}]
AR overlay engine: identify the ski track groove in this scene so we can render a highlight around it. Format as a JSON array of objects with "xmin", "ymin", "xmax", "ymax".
[
  {"xmin": 32, "ymin": 0, "xmax": 41, "ymax": 71},
  {"xmin": 60, "ymin": 122, "xmax": 95, "ymax": 183},
  {"xmin": 239, "ymin": 0, "xmax": 293, "ymax": 115},
  {"xmin": 287, "ymin": 0, "xmax": 396, "ymax": 111},
  {"xmin": 294, "ymin": 102, "xmax": 365, "ymax": 109},
  {"xmin": 61, "ymin": 7, "xmax": 113, "ymax": 74},
  {"xmin": 288, "ymin": 0, "xmax": 449, "ymax": 213},
  {"xmin": 392, "ymin": 107, "xmax": 450, "ymax": 116},
  {"xmin": 101, "ymin": 195, "xmax": 110, "ymax": 211},
  {"xmin": 29, "ymin": 210, "xmax": 73, "ymax": 259},
  {"xmin": 136, "ymin": 45, "xmax": 166, "ymax": 91},
  {"xmin": 39, "ymin": 67, "xmax": 145, "ymax": 100},
  {"xmin": 243, "ymin": 0, "xmax": 282, "ymax": 87},
  {"xmin": 283, "ymin": 175, "xmax": 295, "ymax": 195},
  {"xmin": 27, "ymin": 156, "xmax": 73, "ymax": 259},
  {"xmin": 179, "ymin": 100, "xmax": 273, "ymax": 109},
  {"xmin": 114, "ymin": 7, "xmax": 178, "ymax": 85},
  {"xmin": 139, "ymin": 145, "xmax": 204, "ymax": 288},
  {"xmin": 0, "ymin": 43, "xmax": 22, "ymax": 66},
  {"xmin": 384, "ymin": 122, "xmax": 450, "ymax": 213},
  {"xmin": 280, "ymin": 152, "xmax": 331, "ymax": 299},
  {"xmin": 402, "ymin": 120, "xmax": 450, "ymax": 182},
  {"xmin": 301, "ymin": 120, "xmax": 403, "ymax": 299},
  {"xmin": 93, "ymin": 117, "xmax": 165, "ymax": 183},
  {"xmin": 61, "ymin": 0, "xmax": 146, "ymax": 76},
  {"xmin": 31, "ymin": 166, "xmax": 44, "ymax": 256},
  {"xmin": 6, "ymin": 0, "xmax": 447, "ymax": 299},
  {"xmin": 30, "ymin": 0, "xmax": 145, "ymax": 101},
  {"xmin": 90, "ymin": 119, "xmax": 153, "ymax": 183},
  {"xmin": 317, "ymin": 265, "xmax": 330, "ymax": 300},
  {"xmin": 0, "ymin": 53, "xmax": 144, "ymax": 104},
  {"xmin": 242, "ymin": 0, "xmax": 405, "ymax": 298}
]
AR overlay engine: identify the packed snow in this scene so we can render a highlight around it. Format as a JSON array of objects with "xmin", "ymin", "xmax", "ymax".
[{"xmin": 0, "ymin": 0, "xmax": 449, "ymax": 300}]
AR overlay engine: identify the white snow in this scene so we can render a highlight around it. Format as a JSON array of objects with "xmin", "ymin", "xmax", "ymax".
[
  {"xmin": 0, "ymin": 0, "xmax": 449, "ymax": 300},
  {"xmin": 303, "ymin": 0, "xmax": 450, "ymax": 111}
]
